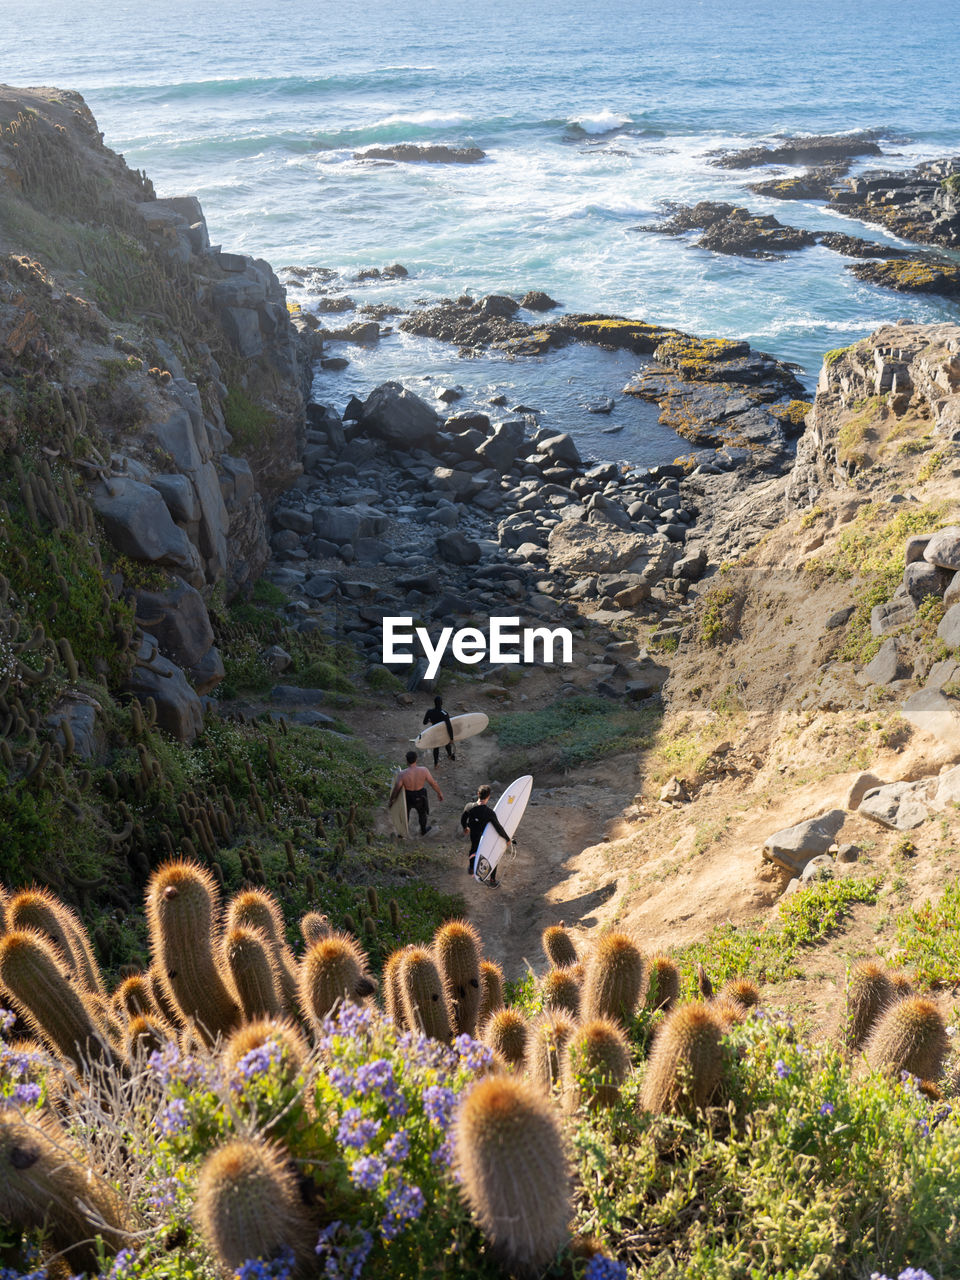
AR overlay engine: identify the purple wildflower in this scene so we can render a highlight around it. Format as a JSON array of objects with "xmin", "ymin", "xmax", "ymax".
[
  {"xmin": 384, "ymin": 1130, "xmax": 410, "ymax": 1163},
  {"xmin": 774, "ymin": 1059, "xmax": 790, "ymax": 1079},
  {"xmin": 585, "ymin": 1257, "xmax": 628, "ymax": 1280},
  {"xmin": 349, "ymin": 1156, "xmax": 386, "ymax": 1192},
  {"xmin": 0, "ymin": 1009, "xmax": 15, "ymax": 1034},
  {"xmin": 381, "ymin": 1181, "xmax": 425, "ymax": 1241},
  {"xmin": 108, "ymin": 1249, "xmax": 136, "ymax": 1279},
  {"xmin": 337, "ymin": 1108, "xmax": 381, "ymax": 1150},
  {"xmin": 156, "ymin": 1098, "xmax": 187, "ymax": 1137},
  {"xmin": 354, "ymin": 1059, "xmax": 394, "ymax": 1096},
  {"xmin": 423, "ymin": 1084, "xmax": 456, "ymax": 1128},
  {"xmin": 819, "ymin": 1101, "xmax": 835, "ymax": 1116},
  {"xmin": 12, "ymin": 1082, "xmax": 41, "ymax": 1105}
]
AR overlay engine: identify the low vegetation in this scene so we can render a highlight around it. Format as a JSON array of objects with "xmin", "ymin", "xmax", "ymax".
[{"xmin": 491, "ymin": 695, "xmax": 662, "ymax": 773}]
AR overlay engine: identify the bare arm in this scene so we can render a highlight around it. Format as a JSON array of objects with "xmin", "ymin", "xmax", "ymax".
[{"xmin": 426, "ymin": 770, "xmax": 443, "ymax": 801}]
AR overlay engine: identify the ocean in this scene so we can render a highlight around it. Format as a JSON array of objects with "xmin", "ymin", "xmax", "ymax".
[{"xmin": 8, "ymin": 0, "xmax": 960, "ymax": 464}]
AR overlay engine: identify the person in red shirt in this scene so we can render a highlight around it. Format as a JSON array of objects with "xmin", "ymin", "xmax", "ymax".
[{"xmin": 388, "ymin": 750, "xmax": 443, "ymax": 835}]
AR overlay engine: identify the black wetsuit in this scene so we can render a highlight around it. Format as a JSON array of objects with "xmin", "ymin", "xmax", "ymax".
[
  {"xmin": 460, "ymin": 801, "xmax": 510, "ymax": 884},
  {"xmin": 423, "ymin": 705, "xmax": 455, "ymax": 766}
]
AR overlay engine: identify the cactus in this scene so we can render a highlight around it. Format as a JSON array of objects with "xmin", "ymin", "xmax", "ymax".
[
  {"xmin": 563, "ymin": 1018, "xmax": 630, "ymax": 1111},
  {"xmin": 865, "ymin": 995, "xmax": 949, "ymax": 1081},
  {"xmin": 719, "ymin": 978, "xmax": 761, "ymax": 1011},
  {"xmin": 644, "ymin": 955, "xmax": 681, "ymax": 1012},
  {"xmin": 366, "ymin": 885, "xmax": 380, "ymax": 915},
  {"xmin": 300, "ymin": 911, "xmax": 331, "ymax": 947},
  {"xmin": 640, "ymin": 1002, "xmax": 726, "ymax": 1117},
  {"xmin": 382, "ymin": 946, "xmax": 413, "ymax": 1028},
  {"xmin": 478, "ymin": 959, "xmax": 505, "ymax": 1027},
  {"xmin": 125, "ymin": 1014, "xmax": 168, "ymax": 1060},
  {"xmin": 710, "ymin": 998, "xmax": 748, "ymax": 1029},
  {"xmin": 889, "ymin": 971, "xmax": 914, "ymax": 999},
  {"xmin": 7, "ymin": 889, "xmax": 82, "ymax": 980},
  {"xmin": 149, "ymin": 966, "xmax": 182, "ymax": 1027},
  {"xmin": 454, "ymin": 1075, "xmax": 571, "ymax": 1273},
  {"xmin": 542, "ymin": 924, "xmax": 578, "ymax": 969},
  {"xmin": 399, "ymin": 946, "xmax": 452, "ymax": 1042},
  {"xmin": 388, "ymin": 898, "xmax": 401, "ymax": 929},
  {"xmin": 0, "ymin": 1110, "xmax": 129, "ymax": 1270},
  {"xmin": 115, "ymin": 973, "xmax": 155, "ymax": 1020},
  {"xmin": 60, "ymin": 905, "xmax": 105, "ymax": 996},
  {"xmin": 582, "ymin": 932, "xmax": 644, "ymax": 1029},
  {"xmin": 145, "ymin": 861, "xmax": 240, "ymax": 1046},
  {"xmin": 299, "ymin": 933, "xmax": 375, "ymax": 1023},
  {"xmin": 540, "ymin": 966, "xmax": 580, "ymax": 1019},
  {"xmin": 0, "ymin": 931, "xmax": 116, "ymax": 1069},
  {"xmin": 842, "ymin": 961, "xmax": 893, "ymax": 1052},
  {"xmin": 222, "ymin": 927, "xmax": 282, "ymax": 1021},
  {"xmin": 482, "ymin": 1007, "xmax": 528, "ymax": 1067},
  {"xmin": 526, "ymin": 1012, "xmax": 575, "ymax": 1092},
  {"xmin": 223, "ymin": 1018, "xmax": 309, "ymax": 1083},
  {"xmin": 227, "ymin": 889, "xmax": 299, "ymax": 1013},
  {"xmin": 194, "ymin": 1139, "xmax": 314, "ymax": 1274},
  {"xmin": 434, "ymin": 919, "xmax": 482, "ymax": 1036}
]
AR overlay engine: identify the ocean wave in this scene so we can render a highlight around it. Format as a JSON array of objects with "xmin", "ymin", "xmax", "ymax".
[
  {"xmin": 567, "ymin": 110, "xmax": 633, "ymax": 135},
  {"xmin": 367, "ymin": 110, "xmax": 471, "ymax": 129}
]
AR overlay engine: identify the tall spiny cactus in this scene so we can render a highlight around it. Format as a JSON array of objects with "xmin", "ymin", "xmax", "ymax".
[
  {"xmin": 124, "ymin": 1014, "xmax": 168, "ymax": 1060},
  {"xmin": 299, "ymin": 933, "xmax": 375, "ymax": 1024},
  {"xmin": 222, "ymin": 927, "xmax": 282, "ymax": 1021},
  {"xmin": 644, "ymin": 955, "xmax": 681, "ymax": 1012},
  {"xmin": 483, "ymin": 1007, "xmax": 528, "ymax": 1067},
  {"xmin": 454, "ymin": 1076, "xmax": 572, "ymax": 1274},
  {"xmin": 300, "ymin": 911, "xmax": 331, "ymax": 948},
  {"xmin": 0, "ymin": 930, "xmax": 117, "ymax": 1069},
  {"xmin": 542, "ymin": 923, "xmax": 578, "ymax": 969},
  {"xmin": 383, "ymin": 946, "xmax": 414, "ymax": 1029},
  {"xmin": 842, "ymin": 960, "xmax": 893, "ymax": 1052},
  {"xmin": 227, "ymin": 889, "xmax": 299, "ymax": 1014},
  {"xmin": 7, "ymin": 889, "xmax": 82, "ymax": 981},
  {"xmin": 399, "ymin": 946, "xmax": 452, "ymax": 1042},
  {"xmin": 434, "ymin": 920, "xmax": 482, "ymax": 1036},
  {"xmin": 865, "ymin": 995, "xmax": 949, "ymax": 1081},
  {"xmin": 719, "ymin": 978, "xmax": 761, "ymax": 1011},
  {"xmin": 563, "ymin": 1018, "xmax": 630, "ymax": 1111},
  {"xmin": 540, "ymin": 966, "xmax": 581, "ymax": 1019},
  {"xmin": 478, "ymin": 959, "xmax": 505, "ymax": 1027},
  {"xmin": 0, "ymin": 1110, "xmax": 129, "ymax": 1270},
  {"xmin": 60, "ymin": 904, "xmax": 105, "ymax": 995},
  {"xmin": 223, "ymin": 1018, "xmax": 310, "ymax": 1084},
  {"xmin": 582, "ymin": 931, "xmax": 644, "ymax": 1029},
  {"xmin": 115, "ymin": 973, "xmax": 155, "ymax": 1021},
  {"xmin": 525, "ymin": 1012, "xmax": 575, "ymax": 1093},
  {"xmin": 194, "ymin": 1139, "xmax": 315, "ymax": 1274},
  {"xmin": 145, "ymin": 861, "xmax": 240, "ymax": 1046},
  {"xmin": 640, "ymin": 1002, "xmax": 726, "ymax": 1117}
]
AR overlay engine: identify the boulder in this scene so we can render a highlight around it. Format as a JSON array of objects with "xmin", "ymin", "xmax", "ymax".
[
  {"xmin": 904, "ymin": 534, "xmax": 932, "ymax": 565},
  {"xmin": 800, "ymin": 855, "xmax": 836, "ymax": 881},
  {"xmin": 436, "ymin": 530, "xmax": 482, "ymax": 565},
  {"xmin": 659, "ymin": 776, "xmax": 689, "ymax": 804},
  {"xmin": 189, "ymin": 646, "xmax": 225, "ymax": 696},
  {"xmin": 846, "ymin": 771, "xmax": 885, "ymax": 810},
  {"xmin": 358, "ymin": 381, "xmax": 441, "ymax": 447},
  {"xmin": 547, "ymin": 520, "xmax": 652, "ymax": 575},
  {"xmin": 923, "ymin": 525, "xmax": 960, "ymax": 571},
  {"xmin": 870, "ymin": 597, "xmax": 915, "ymax": 637},
  {"xmin": 931, "ymin": 763, "xmax": 960, "ymax": 811},
  {"xmin": 135, "ymin": 577, "xmax": 215, "ymax": 670},
  {"xmin": 762, "ymin": 809, "xmax": 846, "ymax": 874},
  {"xmin": 903, "ymin": 560, "xmax": 950, "ymax": 604},
  {"xmin": 901, "ymin": 688, "xmax": 960, "ymax": 744},
  {"xmin": 944, "ymin": 571, "xmax": 960, "ymax": 609},
  {"xmin": 860, "ymin": 637, "xmax": 912, "ymax": 686},
  {"xmin": 537, "ymin": 433, "xmax": 582, "ymax": 467},
  {"xmin": 45, "ymin": 695, "xmax": 100, "ymax": 761},
  {"xmin": 937, "ymin": 603, "xmax": 960, "ymax": 648},
  {"xmin": 859, "ymin": 781, "xmax": 929, "ymax": 830},
  {"xmin": 128, "ymin": 636, "xmax": 204, "ymax": 742},
  {"xmin": 476, "ymin": 420, "xmax": 527, "ymax": 470},
  {"xmin": 92, "ymin": 477, "xmax": 203, "ymax": 585},
  {"xmin": 152, "ymin": 473, "xmax": 200, "ymax": 525}
]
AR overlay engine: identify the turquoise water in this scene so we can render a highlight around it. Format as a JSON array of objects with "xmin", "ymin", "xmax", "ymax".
[{"xmin": 8, "ymin": 0, "xmax": 960, "ymax": 458}]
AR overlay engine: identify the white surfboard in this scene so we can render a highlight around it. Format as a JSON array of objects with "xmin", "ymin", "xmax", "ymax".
[
  {"xmin": 413, "ymin": 712, "xmax": 489, "ymax": 752},
  {"xmin": 473, "ymin": 775, "xmax": 533, "ymax": 884},
  {"xmin": 388, "ymin": 769, "xmax": 409, "ymax": 839}
]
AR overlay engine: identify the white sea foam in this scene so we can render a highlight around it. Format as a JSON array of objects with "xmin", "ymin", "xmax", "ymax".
[
  {"xmin": 368, "ymin": 110, "xmax": 471, "ymax": 129},
  {"xmin": 568, "ymin": 109, "xmax": 632, "ymax": 135}
]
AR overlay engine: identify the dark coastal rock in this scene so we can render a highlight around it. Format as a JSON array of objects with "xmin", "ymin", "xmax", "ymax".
[
  {"xmin": 817, "ymin": 233, "xmax": 913, "ymax": 260},
  {"xmin": 713, "ymin": 131, "xmax": 883, "ymax": 170},
  {"xmin": 846, "ymin": 257, "xmax": 960, "ymax": 296},
  {"xmin": 645, "ymin": 201, "xmax": 816, "ymax": 259},
  {"xmin": 357, "ymin": 381, "xmax": 441, "ymax": 447},
  {"xmin": 748, "ymin": 164, "xmax": 850, "ymax": 200},
  {"xmin": 135, "ymin": 576, "xmax": 216, "ymax": 671},
  {"xmin": 400, "ymin": 302, "xmax": 534, "ymax": 352},
  {"xmin": 92, "ymin": 477, "xmax": 204, "ymax": 585},
  {"xmin": 129, "ymin": 635, "xmax": 204, "ymax": 743},
  {"xmin": 520, "ymin": 290, "xmax": 559, "ymax": 310},
  {"xmin": 312, "ymin": 295, "xmax": 355, "ymax": 313},
  {"xmin": 436, "ymin": 530, "xmax": 482, "ymax": 565},
  {"xmin": 353, "ymin": 144, "xmax": 486, "ymax": 164},
  {"xmin": 828, "ymin": 157, "xmax": 960, "ymax": 249}
]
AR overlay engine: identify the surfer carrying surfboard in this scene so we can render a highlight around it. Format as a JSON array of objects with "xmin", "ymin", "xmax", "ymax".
[
  {"xmin": 460, "ymin": 785, "xmax": 512, "ymax": 887},
  {"xmin": 422, "ymin": 695, "xmax": 455, "ymax": 766},
  {"xmin": 389, "ymin": 750, "xmax": 443, "ymax": 836}
]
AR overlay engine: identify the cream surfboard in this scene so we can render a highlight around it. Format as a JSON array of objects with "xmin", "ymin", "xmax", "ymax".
[
  {"xmin": 473, "ymin": 775, "xmax": 533, "ymax": 884},
  {"xmin": 413, "ymin": 712, "xmax": 489, "ymax": 751},
  {"xmin": 388, "ymin": 769, "xmax": 409, "ymax": 838}
]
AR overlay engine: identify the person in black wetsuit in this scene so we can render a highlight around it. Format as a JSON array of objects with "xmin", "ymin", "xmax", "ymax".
[
  {"xmin": 423, "ymin": 694, "xmax": 455, "ymax": 767},
  {"xmin": 460, "ymin": 784, "xmax": 511, "ymax": 887}
]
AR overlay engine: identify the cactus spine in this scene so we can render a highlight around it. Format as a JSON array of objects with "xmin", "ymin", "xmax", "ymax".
[
  {"xmin": 526, "ymin": 1012, "xmax": 575, "ymax": 1092},
  {"xmin": 640, "ymin": 1002, "xmax": 726, "ymax": 1117},
  {"xmin": 7, "ymin": 890, "xmax": 82, "ymax": 981},
  {"xmin": 644, "ymin": 955, "xmax": 680, "ymax": 1012},
  {"xmin": 383, "ymin": 946, "xmax": 413, "ymax": 1029},
  {"xmin": 222, "ymin": 927, "xmax": 282, "ymax": 1021},
  {"xmin": 299, "ymin": 933, "xmax": 374, "ymax": 1024},
  {"xmin": 224, "ymin": 1018, "xmax": 309, "ymax": 1083},
  {"xmin": 563, "ymin": 1017, "xmax": 630, "ymax": 1111},
  {"xmin": 540, "ymin": 966, "xmax": 581, "ymax": 1019},
  {"xmin": 227, "ymin": 889, "xmax": 299, "ymax": 1013},
  {"xmin": 478, "ymin": 958, "xmax": 505, "ymax": 1027},
  {"xmin": 582, "ymin": 932, "xmax": 645, "ymax": 1029},
  {"xmin": 0, "ymin": 931, "xmax": 115, "ymax": 1069},
  {"xmin": 300, "ymin": 911, "xmax": 331, "ymax": 948},
  {"xmin": 194, "ymin": 1139, "xmax": 314, "ymax": 1274},
  {"xmin": 454, "ymin": 1076, "xmax": 571, "ymax": 1273},
  {"xmin": 399, "ymin": 946, "xmax": 452, "ymax": 1042},
  {"xmin": 115, "ymin": 974, "xmax": 155, "ymax": 1020},
  {"xmin": 542, "ymin": 924, "xmax": 578, "ymax": 969},
  {"xmin": 434, "ymin": 919, "xmax": 482, "ymax": 1036},
  {"xmin": 843, "ymin": 961, "xmax": 893, "ymax": 1052},
  {"xmin": 865, "ymin": 995, "xmax": 949, "ymax": 1081},
  {"xmin": 719, "ymin": 978, "xmax": 761, "ymax": 1011},
  {"xmin": 145, "ymin": 861, "xmax": 240, "ymax": 1046},
  {"xmin": 482, "ymin": 1007, "xmax": 528, "ymax": 1067},
  {"xmin": 0, "ymin": 1110, "xmax": 128, "ymax": 1270}
]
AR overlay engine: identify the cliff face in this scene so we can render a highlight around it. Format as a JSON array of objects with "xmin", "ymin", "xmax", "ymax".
[{"xmin": 0, "ymin": 85, "xmax": 307, "ymax": 602}]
